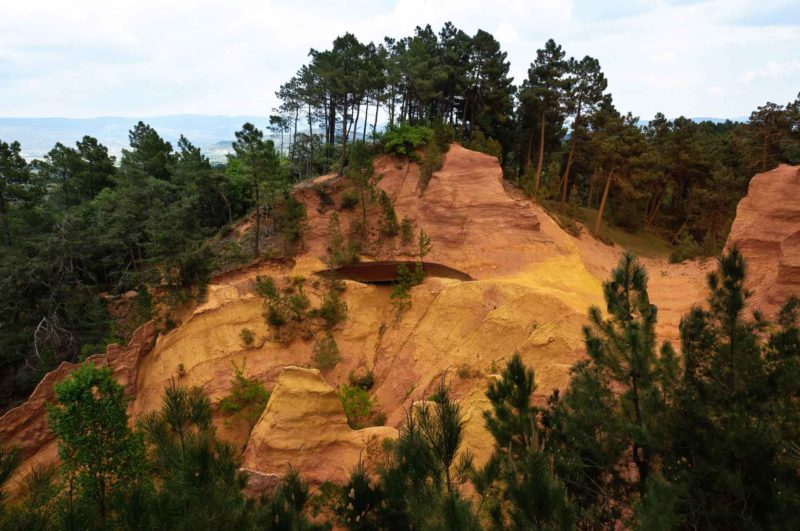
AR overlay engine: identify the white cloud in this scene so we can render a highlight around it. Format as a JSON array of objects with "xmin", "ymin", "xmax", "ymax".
[
  {"xmin": 0, "ymin": 0, "xmax": 797, "ymax": 119},
  {"xmin": 742, "ymin": 59, "xmax": 800, "ymax": 82}
]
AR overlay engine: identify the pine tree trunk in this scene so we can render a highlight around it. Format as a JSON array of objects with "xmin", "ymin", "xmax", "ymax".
[
  {"xmin": 338, "ymin": 100, "xmax": 348, "ymax": 177},
  {"xmin": 594, "ymin": 168, "xmax": 614, "ymax": 236},
  {"xmin": 561, "ymin": 106, "xmax": 582, "ymax": 203},
  {"xmin": 372, "ymin": 100, "xmax": 380, "ymax": 143},
  {"xmin": 329, "ymin": 96, "xmax": 336, "ymax": 160},
  {"xmin": 534, "ymin": 112, "xmax": 546, "ymax": 192},
  {"xmin": 254, "ymin": 173, "xmax": 260, "ymax": 258},
  {"xmin": 291, "ymin": 108, "xmax": 299, "ymax": 164},
  {"xmin": 308, "ymin": 104, "xmax": 314, "ymax": 177},
  {"xmin": 587, "ymin": 166, "xmax": 597, "ymax": 208},
  {"xmin": 631, "ymin": 375, "xmax": 649, "ymax": 492},
  {"xmin": 352, "ymin": 101, "xmax": 361, "ymax": 144},
  {"xmin": 525, "ymin": 124, "xmax": 535, "ymax": 173},
  {"xmin": 389, "ymin": 86, "xmax": 396, "ymax": 126},
  {"xmin": 561, "ymin": 136, "xmax": 576, "ymax": 203},
  {"xmin": 362, "ymin": 98, "xmax": 369, "ymax": 142}
]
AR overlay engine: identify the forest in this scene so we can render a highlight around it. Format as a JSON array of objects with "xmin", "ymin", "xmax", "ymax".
[{"xmin": 0, "ymin": 21, "xmax": 799, "ymax": 530}]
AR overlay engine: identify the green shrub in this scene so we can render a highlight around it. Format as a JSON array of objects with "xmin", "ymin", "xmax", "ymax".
[
  {"xmin": 279, "ymin": 194, "xmax": 308, "ymax": 249},
  {"xmin": 670, "ymin": 228, "xmax": 704, "ymax": 263},
  {"xmin": 327, "ymin": 212, "xmax": 359, "ymax": 267},
  {"xmin": 314, "ymin": 185, "xmax": 334, "ymax": 210},
  {"xmin": 219, "ymin": 363, "xmax": 270, "ymax": 429},
  {"xmin": 464, "ymin": 129, "xmax": 502, "ymax": 159},
  {"xmin": 382, "ymin": 124, "xmax": 433, "ymax": 159},
  {"xmin": 419, "ymin": 141, "xmax": 443, "ymax": 192},
  {"xmin": 312, "ymin": 332, "xmax": 341, "ymax": 371},
  {"xmin": 256, "ymin": 275, "xmax": 310, "ymax": 326},
  {"xmin": 370, "ymin": 411, "xmax": 387, "ymax": 427},
  {"xmin": 337, "ymin": 384, "xmax": 374, "ymax": 429},
  {"xmin": 340, "ymin": 191, "xmax": 359, "ymax": 210},
  {"xmin": 400, "ymin": 217, "xmax": 414, "ymax": 244},
  {"xmin": 239, "ymin": 327, "xmax": 255, "ymax": 347},
  {"xmin": 310, "ymin": 281, "xmax": 348, "ymax": 328},
  {"xmin": 432, "ymin": 121, "xmax": 455, "ymax": 151},
  {"xmin": 378, "ymin": 190, "xmax": 399, "ymax": 237}
]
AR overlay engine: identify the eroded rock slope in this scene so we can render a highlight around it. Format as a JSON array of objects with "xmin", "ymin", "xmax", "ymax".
[{"xmin": 5, "ymin": 144, "xmax": 763, "ymax": 493}]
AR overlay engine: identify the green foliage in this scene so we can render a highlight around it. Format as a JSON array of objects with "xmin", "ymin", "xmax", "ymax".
[
  {"xmin": 256, "ymin": 275, "xmax": 311, "ymax": 326},
  {"xmin": 309, "ymin": 280, "xmax": 349, "ymax": 328},
  {"xmin": 312, "ymin": 332, "xmax": 341, "ymax": 371},
  {"xmin": 46, "ymin": 363, "xmax": 147, "ymax": 527},
  {"xmin": 346, "ymin": 142, "xmax": 379, "ymax": 236},
  {"xmin": 1, "ymin": 463, "xmax": 60, "ymax": 530},
  {"xmin": 418, "ymin": 227, "xmax": 432, "ymax": 260},
  {"xmin": 669, "ymin": 226, "xmax": 704, "ymax": 263},
  {"xmin": 218, "ymin": 363, "xmax": 270, "ymax": 430},
  {"xmin": 0, "ymin": 445, "xmax": 20, "ymax": 510},
  {"xmin": 138, "ymin": 381, "xmax": 251, "ymax": 529},
  {"xmin": 400, "ymin": 217, "xmax": 414, "ymax": 244},
  {"xmin": 370, "ymin": 377, "xmax": 479, "ymax": 530},
  {"xmin": 340, "ymin": 191, "xmax": 359, "ymax": 210},
  {"xmin": 544, "ymin": 253, "xmax": 677, "ymax": 527},
  {"xmin": 432, "ymin": 122, "xmax": 456, "ymax": 151},
  {"xmin": 658, "ymin": 248, "xmax": 800, "ymax": 529},
  {"xmin": 391, "ymin": 229, "xmax": 431, "ymax": 311},
  {"xmin": 337, "ymin": 384, "xmax": 374, "ymax": 429},
  {"xmin": 326, "ymin": 212, "xmax": 359, "ymax": 267},
  {"xmin": 484, "ymin": 353, "xmax": 537, "ymax": 458},
  {"xmin": 377, "ymin": 189, "xmax": 399, "ymax": 237},
  {"xmin": 381, "ymin": 124, "xmax": 433, "ymax": 159},
  {"xmin": 239, "ymin": 327, "xmax": 255, "ymax": 347},
  {"xmin": 478, "ymin": 354, "xmax": 574, "ymax": 529},
  {"xmin": 279, "ymin": 193, "xmax": 308, "ymax": 253},
  {"xmin": 254, "ymin": 468, "xmax": 326, "ymax": 530},
  {"xmin": 419, "ymin": 140, "xmax": 443, "ymax": 192},
  {"xmin": 314, "ymin": 185, "xmax": 334, "ymax": 210},
  {"xmin": 464, "ymin": 130, "xmax": 502, "ymax": 159}
]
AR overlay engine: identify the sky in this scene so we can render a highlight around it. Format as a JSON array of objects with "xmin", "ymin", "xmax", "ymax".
[{"xmin": 0, "ymin": 0, "xmax": 798, "ymax": 121}]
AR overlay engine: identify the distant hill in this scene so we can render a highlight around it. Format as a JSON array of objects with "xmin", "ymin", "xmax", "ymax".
[
  {"xmin": 0, "ymin": 115, "xmax": 267, "ymax": 162},
  {"xmin": 690, "ymin": 116, "xmax": 748, "ymax": 124}
]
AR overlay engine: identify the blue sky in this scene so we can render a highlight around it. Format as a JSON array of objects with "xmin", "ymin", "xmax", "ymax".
[{"xmin": 0, "ymin": 0, "xmax": 798, "ymax": 120}]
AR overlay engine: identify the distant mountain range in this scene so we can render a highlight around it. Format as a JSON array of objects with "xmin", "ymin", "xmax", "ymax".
[
  {"xmin": 0, "ymin": 115, "xmax": 268, "ymax": 162},
  {"xmin": 0, "ymin": 114, "xmax": 749, "ymax": 163}
]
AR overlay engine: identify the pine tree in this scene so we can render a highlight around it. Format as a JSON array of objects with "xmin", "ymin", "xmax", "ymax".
[
  {"xmin": 232, "ymin": 123, "xmax": 280, "ymax": 258},
  {"xmin": 138, "ymin": 381, "xmax": 250, "ymax": 530},
  {"xmin": 661, "ymin": 248, "xmax": 800, "ymax": 529},
  {"xmin": 479, "ymin": 353, "xmax": 574, "ymax": 530}
]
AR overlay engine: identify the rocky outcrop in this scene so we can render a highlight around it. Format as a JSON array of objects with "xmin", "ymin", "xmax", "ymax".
[
  {"xmin": 0, "ymin": 321, "xmax": 156, "ymax": 486},
  {"xmin": 376, "ymin": 144, "xmax": 556, "ymax": 278},
  {"xmin": 241, "ymin": 367, "xmax": 398, "ymax": 486},
  {"xmin": 726, "ymin": 164, "xmax": 800, "ymax": 317},
  {"xmin": 1, "ymin": 144, "xmax": 723, "ymax": 494}
]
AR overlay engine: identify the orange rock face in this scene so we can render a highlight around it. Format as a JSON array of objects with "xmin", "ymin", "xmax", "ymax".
[
  {"xmin": 241, "ymin": 366, "xmax": 398, "ymax": 485},
  {"xmin": 2, "ymin": 144, "xmax": 739, "ymax": 495},
  {"xmin": 726, "ymin": 164, "xmax": 800, "ymax": 317}
]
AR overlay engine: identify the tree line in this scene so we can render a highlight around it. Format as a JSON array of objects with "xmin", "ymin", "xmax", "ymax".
[
  {"xmin": 272, "ymin": 24, "xmax": 799, "ymax": 251},
  {"xmin": 1, "ymin": 249, "xmax": 797, "ymax": 529},
  {"xmin": 0, "ymin": 122, "xmax": 305, "ymax": 410}
]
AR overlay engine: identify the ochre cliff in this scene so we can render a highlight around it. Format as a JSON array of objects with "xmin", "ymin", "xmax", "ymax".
[
  {"xmin": 241, "ymin": 367, "xmax": 398, "ymax": 485},
  {"xmin": 3, "ymin": 144, "xmax": 759, "ymax": 494},
  {"xmin": 726, "ymin": 164, "xmax": 800, "ymax": 317}
]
